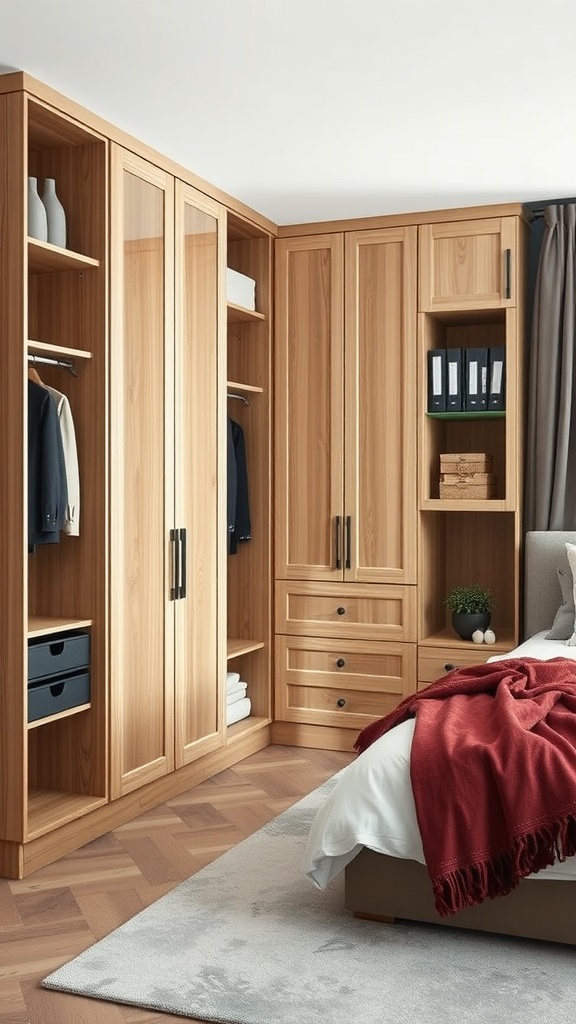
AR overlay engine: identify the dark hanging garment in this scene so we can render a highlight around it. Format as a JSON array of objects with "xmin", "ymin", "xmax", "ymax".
[
  {"xmin": 28, "ymin": 379, "xmax": 69, "ymax": 550},
  {"xmin": 228, "ymin": 417, "xmax": 251, "ymax": 555},
  {"xmin": 227, "ymin": 418, "xmax": 237, "ymax": 554}
]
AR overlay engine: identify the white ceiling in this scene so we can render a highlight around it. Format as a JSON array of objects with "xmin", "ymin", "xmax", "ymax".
[{"xmin": 2, "ymin": 0, "xmax": 575, "ymax": 225}]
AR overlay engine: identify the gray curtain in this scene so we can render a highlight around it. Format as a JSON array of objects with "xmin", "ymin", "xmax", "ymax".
[{"xmin": 525, "ymin": 204, "xmax": 576, "ymax": 530}]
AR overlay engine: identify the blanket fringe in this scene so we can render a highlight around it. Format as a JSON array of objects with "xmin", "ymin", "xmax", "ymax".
[{"xmin": 433, "ymin": 814, "xmax": 576, "ymax": 917}]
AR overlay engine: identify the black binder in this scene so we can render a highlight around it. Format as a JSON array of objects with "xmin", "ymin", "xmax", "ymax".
[
  {"xmin": 446, "ymin": 348, "xmax": 463, "ymax": 412},
  {"xmin": 464, "ymin": 347, "xmax": 489, "ymax": 411},
  {"xmin": 427, "ymin": 349, "xmax": 446, "ymax": 412},
  {"xmin": 488, "ymin": 346, "xmax": 506, "ymax": 410}
]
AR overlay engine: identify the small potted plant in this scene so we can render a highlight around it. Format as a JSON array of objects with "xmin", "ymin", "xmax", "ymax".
[{"xmin": 444, "ymin": 583, "xmax": 493, "ymax": 641}]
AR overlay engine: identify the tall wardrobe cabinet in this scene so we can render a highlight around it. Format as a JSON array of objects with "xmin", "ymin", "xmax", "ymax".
[
  {"xmin": 273, "ymin": 228, "xmax": 418, "ymax": 750},
  {"xmin": 109, "ymin": 149, "xmax": 225, "ymax": 797},
  {"xmin": 0, "ymin": 73, "xmax": 274, "ymax": 879}
]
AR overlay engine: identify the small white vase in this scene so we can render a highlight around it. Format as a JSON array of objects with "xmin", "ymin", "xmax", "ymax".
[
  {"xmin": 28, "ymin": 176, "xmax": 48, "ymax": 241},
  {"xmin": 42, "ymin": 177, "xmax": 67, "ymax": 248}
]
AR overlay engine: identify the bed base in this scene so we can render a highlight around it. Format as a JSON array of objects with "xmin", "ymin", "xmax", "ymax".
[{"xmin": 345, "ymin": 849, "xmax": 576, "ymax": 945}]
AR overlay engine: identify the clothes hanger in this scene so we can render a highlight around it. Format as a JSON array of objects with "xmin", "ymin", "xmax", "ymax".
[{"xmin": 28, "ymin": 355, "xmax": 44, "ymax": 386}]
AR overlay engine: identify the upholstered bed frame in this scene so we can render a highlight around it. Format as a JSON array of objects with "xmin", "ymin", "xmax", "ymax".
[{"xmin": 344, "ymin": 531, "xmax": 576, "ymax": 945}]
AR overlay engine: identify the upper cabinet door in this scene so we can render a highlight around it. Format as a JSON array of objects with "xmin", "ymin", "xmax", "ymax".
[
  {"xmin": 344, "ymin": 227, "xmax": 418, "ymax": 584},
  {"xmin": 109, "ymin": 147, "xmax": 175, "ymax": 798},
  {"xmin": 419, "ymin": 218, "xmax": 518, "ymax": 311},
  {"xmin": 275, "ymin": 234, "xmax": 345, "ymax": 581},
  {"xmin": 174, "ymin": 181, "xmax": 224, "ymax": 767}
]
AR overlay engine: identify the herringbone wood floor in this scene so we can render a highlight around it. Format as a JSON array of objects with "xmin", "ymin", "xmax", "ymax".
[{"xmin": 0, "ymin": 744, "xmax": 353, "ymax": 1024}]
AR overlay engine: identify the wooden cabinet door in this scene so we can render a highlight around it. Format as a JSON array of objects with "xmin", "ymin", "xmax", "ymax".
[
  {"xmin": 174, "ymin": 182, "xmax": 224, "ymax": 767},
  {"xmin": 419, "ymin": 218, "xmax": 518, "ymax": 311},
  {"xmin": 275, "ymin": 234, "xmax": 345, "ymax": 580},
  {"xmin": 345, "ymin": 227, "xmax": 418, "ymax": 584},
  {"xmin": 109, "ymin": 148, "xmax": 175, "ymax": 798}
]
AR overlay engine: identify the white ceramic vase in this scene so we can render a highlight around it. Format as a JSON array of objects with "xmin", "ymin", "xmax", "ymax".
[
  {"xmin": 42, "ymin": 177, "xmax": 67, "ymax": 248},
  {"xmin": 28, "ymin": 176, "xmax": 48, "ymax": 242}
]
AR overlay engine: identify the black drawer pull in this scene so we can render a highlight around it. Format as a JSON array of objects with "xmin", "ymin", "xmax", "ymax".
[
  {"xmin": 337, "ymin": 697, "xmax": 347, "ymax": 708},
  {"xmin": 336, "ymin": 658, "xmax": 346, "ymax": 668},
  {"xmin": 49, "ymin": 641, "xmax": 65, "ymax": 657},
  {"xmin": 444, "ymin": 662, "xmax": 455, "ymax": 671},
  {"xmin": 337, "ymin": 607, "xmax": 345, "ymax": 615}
]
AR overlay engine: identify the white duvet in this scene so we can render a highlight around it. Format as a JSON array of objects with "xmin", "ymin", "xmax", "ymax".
[{"xmin": 303, "ymin": 633, "xmax": 576, "ymax": 887}]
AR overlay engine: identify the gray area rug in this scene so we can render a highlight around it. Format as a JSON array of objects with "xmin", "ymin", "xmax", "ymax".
[{"xmin": 43, "ymin": 773, "xmax": 576, "ymax": 1024}]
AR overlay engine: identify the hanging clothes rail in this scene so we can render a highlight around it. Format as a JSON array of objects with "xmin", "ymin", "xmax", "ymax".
[
  {"xmin": 227, "ymin": 391, "xmax": 250, "ymax": 406},
  {"xmin": 28, "ymin": 353, "xmax": 77, "ymax": 377}
]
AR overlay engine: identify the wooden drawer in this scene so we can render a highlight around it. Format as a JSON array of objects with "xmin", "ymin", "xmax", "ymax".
[
  {"xmin": 417, "ymin": 644, "xmax": 497, "ymax": 691},
  {"xmin": 275, "ymin": 581, "xmax": 417, "ymax": 642},
  {"xmin": 275, "ymin": 635, "xmax": 416, "ymax": 729}
]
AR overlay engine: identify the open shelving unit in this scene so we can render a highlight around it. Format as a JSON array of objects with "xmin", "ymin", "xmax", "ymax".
[
  {"xmin": 225, "ymin": 212, "xmax": 273, "ymax": 739},
  {"xmin": 416, "ymin": 215, "xmax": 526, "ymax": 683}
]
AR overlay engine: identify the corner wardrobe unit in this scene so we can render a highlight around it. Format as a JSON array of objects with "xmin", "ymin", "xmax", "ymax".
[
  {"xmin": 273, "ymin": 207, "xmax": 528, "ymax": 751},
  {"xmin": 0, "ymin": 73, "xmax": 274, "ymax": 879}
]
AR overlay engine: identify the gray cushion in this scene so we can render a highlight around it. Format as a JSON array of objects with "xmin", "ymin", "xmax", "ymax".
[{"xmin": 545, "ymin": 566, "xmax": 575, "ymax": 640}]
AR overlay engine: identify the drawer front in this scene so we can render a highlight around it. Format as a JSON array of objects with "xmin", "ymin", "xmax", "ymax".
[
  {"xmin": 275, "ymin": 581, "xmax": 417, "ymax": 642},
  {"xmin": 275, "ymin": 635, "xmax": 416, "ymax": 729},
  {"xmin": 28, "ymin": 631, "xmax": 90, "ymax": 682},
  {"xmin": 28, "ymin": 672, "xmax": 91, "ymax": 724},
  {"xmin": 417, "ymin": 645, "xmax": 495, "ymax": 690}
]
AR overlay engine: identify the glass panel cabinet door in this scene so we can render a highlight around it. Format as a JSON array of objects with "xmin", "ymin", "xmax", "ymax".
[
  {"xmin": 174, "ymin": 182, "xmax": 224, "ymax": 765},
  {"xmin": 109, "ymin": 147, "xmax": 175, "ymax": 797}
]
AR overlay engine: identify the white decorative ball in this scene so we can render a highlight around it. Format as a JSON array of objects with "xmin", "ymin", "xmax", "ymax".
[
  {"xmin": 471, "ymin": 629, "xmax": 485, "ymax": 644},
  {"xmin": 483, "ymin": 629, "xmax": 496, "ymax": 645}
]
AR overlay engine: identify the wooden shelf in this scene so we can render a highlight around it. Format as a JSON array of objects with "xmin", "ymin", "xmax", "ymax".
[
  {"xmin": 419, "ymin": 627, "xmax": 516, "ymax": 652},
  {"xmin": 27, "ymin": 789, "xmax": 106, "ymax": 841},
  {"xmin": 420, "ymin": 498, "xmax": 509, "ymax": 512},
  {"xmin": 227, "ymin": 302, "xmax": 265, "ymax": 324},
  {"xmin": 28, "ymin": 340, "xmax": 93, "ymax": 361},
  {"xmin": 226, "ymin": 715, "xmax": 270, "ymax": 742},
  {"xmin": 426, "ymin": 411, "xmax": 505, "ymax": 420},
  {"xmin": 227, "ymin": 380, "xmax": 264, "ymax": 393},
  {"xmin": 227, "ymin": 638, "xmax": 265, "ymax": 660},
  {"xmin": 28, "ymin": 703, "xmax": 91, "ymax": 731},
  {"xmin": 28, "ymin": 616, "xmax": 92, "ymax": 639},
  {"xmin": 28, "ymin": 238, "xmax": 100, "ymax": 273}
]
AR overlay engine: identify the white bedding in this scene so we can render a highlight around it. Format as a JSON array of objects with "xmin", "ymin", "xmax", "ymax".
[{"xmin": 303, "ymin": 634, "xmax": 576, "ymax": 888}]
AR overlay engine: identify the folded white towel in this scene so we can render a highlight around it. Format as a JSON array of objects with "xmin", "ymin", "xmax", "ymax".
[
  {"xmin": 227, "ymin": 682, "xmax": 248, "ymax": 705},
  {"xmin": 226, "ymin": 671, "xmax": 241, "ymax": 689},
  {"xmin": 226, "ymin": 696, "xmax": 251, "ymax": 727}
]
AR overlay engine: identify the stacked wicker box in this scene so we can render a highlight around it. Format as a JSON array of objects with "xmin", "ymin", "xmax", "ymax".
[{"xmin": 439, "ymin": 453, "xmax": 496, "ymax": 499}]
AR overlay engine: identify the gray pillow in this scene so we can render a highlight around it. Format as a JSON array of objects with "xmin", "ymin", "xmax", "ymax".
[{"xmin": 546, "ymin": 566, "xmax": 576, "ymax": 640}]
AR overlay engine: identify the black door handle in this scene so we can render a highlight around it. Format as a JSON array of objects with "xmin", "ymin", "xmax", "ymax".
[
  {"xmin": 335, "ymin": 516, "xmax": 342, "ymax": 570},
  {"xmin": 345, "ymin": 516, "xmax": 351, "ymax": 569},
  {"xmin": 170, "ymin": 528, "xmax": 179, "ymax": 600},
  {"xmin": 179, "ymin": 528, "xmax": 187, "ymax": 599}
]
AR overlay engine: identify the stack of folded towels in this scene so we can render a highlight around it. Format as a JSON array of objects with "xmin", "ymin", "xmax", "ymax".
[{"xmin": 226, "ymin": 671, "xmax": 251, "ymax": 726}]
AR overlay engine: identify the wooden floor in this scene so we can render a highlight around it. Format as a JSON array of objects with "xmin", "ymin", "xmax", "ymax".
[{"xmin": 0, "ymin": 743, "xmax": 353, "ymax": 1024}]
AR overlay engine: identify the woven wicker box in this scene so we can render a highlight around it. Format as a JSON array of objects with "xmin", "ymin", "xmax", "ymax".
[
  {"xmin": 439, "ymin": 475, "xmax": 496, "ymax": 499},
  {"xmin": 439, "ymin": 452, "xmax": 493, "ymax": 475}
]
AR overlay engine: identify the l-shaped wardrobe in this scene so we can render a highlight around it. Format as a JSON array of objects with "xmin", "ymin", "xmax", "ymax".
[{"xmin": 0, "ymin": 73, "xmax": 528, "ymax": 878}]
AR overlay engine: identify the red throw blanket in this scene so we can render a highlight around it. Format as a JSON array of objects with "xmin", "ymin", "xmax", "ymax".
[{"xmin": 355, "ymin": 658, "xmax": 576, "ymax": 916}]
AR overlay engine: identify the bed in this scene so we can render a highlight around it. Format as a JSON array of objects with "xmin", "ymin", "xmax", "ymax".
[{"xmin": 302, "ymin": 531, "xmax": 576, "ymax": 945}]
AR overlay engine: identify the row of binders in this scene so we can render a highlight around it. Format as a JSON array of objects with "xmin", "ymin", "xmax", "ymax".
[{"xmin": 427, "ymin": 347, "xmax": 505, "ymax": 413}]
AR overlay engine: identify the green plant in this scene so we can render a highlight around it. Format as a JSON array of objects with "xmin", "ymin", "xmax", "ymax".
[{"xmin": 444, "ymin": 583, "xmax": 493, "ymax": 615}]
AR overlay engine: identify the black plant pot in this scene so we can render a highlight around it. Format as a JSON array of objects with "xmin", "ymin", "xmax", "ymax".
[{"xmin": 451, "ymin": 611, "xmax": 491, "ymax": 641}]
